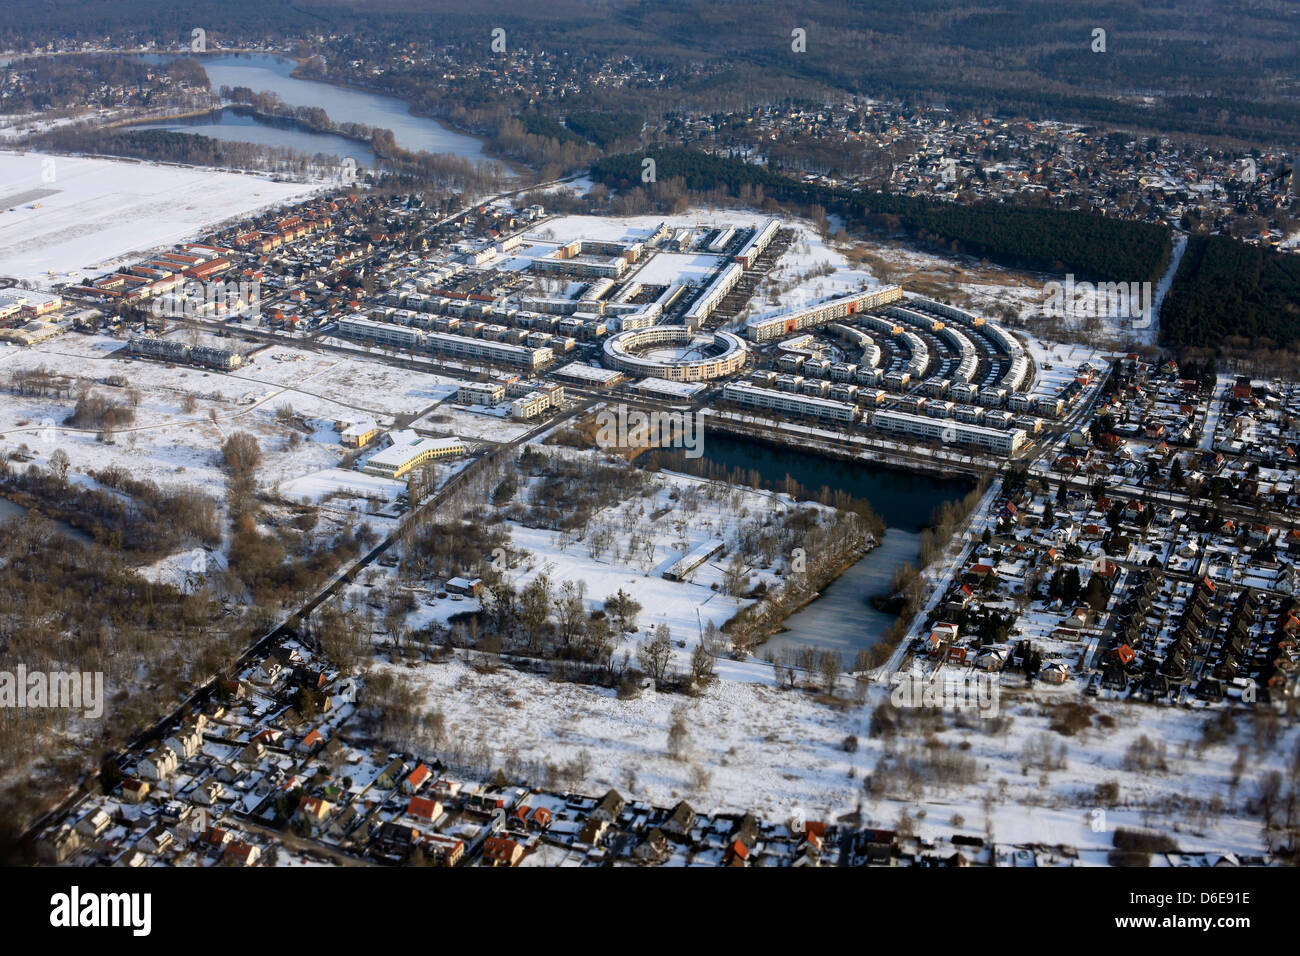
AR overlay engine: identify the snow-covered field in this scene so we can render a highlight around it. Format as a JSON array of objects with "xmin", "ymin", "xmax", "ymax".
[
  {"xmin": 379, "ymin": 653, "xmax": 1294, "ymax": 856},
  {"xmin": 0, "ymin": 334, "xmax": 476, "ymax": 500},
  {"xmin": 0, "ymin": 151, "xmax": 317, "ymax": 287},
  {"xmin": 1024, "ymin": 338, "xmax": 1111, "ymax": 402},
  {"xmin": 631, "ymin": 251, "xmax": 727, "ymax": 285},
  {"xmin": 525, "ymin": 212, "xmax": 762, "ymax": 247},
  {"xmin": 380, "ymin": 654, "xmax": 862, "ymax": 818},
  {"xmin": 279, "ymin": 467, "xmax": 406, "ymax": 508},
  {"xmin": 411, "ymin": 404, "xmax": 534, "ymax": 442},
  {"xmin": 243, "ymin": 345, "xmax": 462, "ymax": 417}
]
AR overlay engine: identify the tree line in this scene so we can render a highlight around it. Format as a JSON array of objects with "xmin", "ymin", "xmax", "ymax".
[
  {"xmin": 591, "ymin": 146, "xmax": 1172, "ymax": 283},
  {"xmin": 1161, "ymin": 235, "xmax": 1300, "ymax": 352}
]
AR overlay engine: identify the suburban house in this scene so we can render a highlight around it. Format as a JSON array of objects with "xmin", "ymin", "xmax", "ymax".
[
  {"xmin": 482, "ymin": 836, "xmax": 525, "ymax": 866},
  {"xmin": 406, "ymin": 796, "xmax": 443, "ymax": 822},
  {"xmin": 403, "ymin": 763, "xmax": 433, "ymax": 794},
  {"xmin": 138, "ymin": 746, "xmax": 179, "ymax": 781}
]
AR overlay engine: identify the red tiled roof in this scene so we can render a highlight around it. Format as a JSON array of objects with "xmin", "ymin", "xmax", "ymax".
[
  {"xmin": 406, "ymin": 796, "xmax": 440, "ymax": 820},
  {"xmin": 406, "ymin": 763, "xmax": 431, "ymax": 790}
]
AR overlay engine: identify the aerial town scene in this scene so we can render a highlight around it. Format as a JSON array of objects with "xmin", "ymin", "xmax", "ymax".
[{"xmin": 0, "ymin": 0, "xmax": 1295, "ymax": 926}]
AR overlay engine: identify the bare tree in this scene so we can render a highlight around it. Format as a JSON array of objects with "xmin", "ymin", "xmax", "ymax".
[
  {"xmin": 667, "ymin": 706, "xmax": 690, "ymax": 761},
  {"xmin": 48, "ymin": 448, "xmax": 70, "ymax": 484},
  {"xmin": 638, "ymin": 624, "xmax": 673, "ymax": 682}
]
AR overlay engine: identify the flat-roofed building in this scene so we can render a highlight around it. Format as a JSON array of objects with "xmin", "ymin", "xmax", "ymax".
[
  {"xmin": 0, "ymin": 289, "xmax": 62, "ymax": 317},
  {"xmin": 746, "ymin": 286, "xmax": 903, "ymax": 343},
  {"xmin": 683, "ymin": 263, "xmax": 744, "ymax": 328},
  {"xmin": 721, "ymin": 382, "xmax": 858, "ymax": 422},
  {"xmin": 339, "ymin": 315, "xmax": 425, "ymax": 349},
  {"xmin": 601, "ymin": 326, "xmax": 747, "ymax": 382},
  {"xmin": 510, "ymin": 390, "xmax": 553, "ymax": 419},
  {"xmin": 664, "ymin": 539, "xmax": 725, "ymax": 581},
  {"xmin": 532, "ymin": 252, "xmax": 628, "ymax": 279},
  {"xmin": 364, "ymin": 432, "xmax": 467, "ymax": 479},
  {"xmin": 869, "ymin": 408, "xmax": 1026, "ymax": 454},
  {"xmin": 0, "ymin": 320, "xmax": 63, "ymax": 346},
  {"xmin": 458, "ymin": 382, "xmax": 506, "ymax": 406},
  {"xmin": 733, "ymin": 218, "xmax": 781, "ymax": 268},
  {"xmin": 424, "ymin": 330, "xmax": 553, "ymax": 371}
]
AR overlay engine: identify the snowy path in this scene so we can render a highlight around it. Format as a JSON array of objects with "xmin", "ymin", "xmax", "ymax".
[
  {"xmin": 1144, "ymin": 231, "xmax": 1188, "ymax": 346},
  {"xmin": 1198, "ymin": 374, "xmax": 1233, "ymax": 451}
]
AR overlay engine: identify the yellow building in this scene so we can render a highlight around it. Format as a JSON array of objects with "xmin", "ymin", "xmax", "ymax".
[
  {"xmin": 363, "ymin": 432, "xmax": 466, "ymax": 479},
  {"xmin": 337, "ymin": 418, "xmax": 379, "ymax": 448}
]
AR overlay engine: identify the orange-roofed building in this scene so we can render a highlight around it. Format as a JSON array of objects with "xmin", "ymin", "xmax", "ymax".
[
  {"xmin": 529, "ymin": 806, "xmax": 553, "ymax": 830},
  {"xmin": 724, "ymin": 839, "xmax": 750, "ymax": 866},
  {"xmin": 297, "ymin": 795, "xmax": 332, "ymax": 822},
  {"xmin": 482, "ymin": 836, "xmax": 524, "ymax": 867},
  {"xmin": 403, "ymin": 763, "xmax": 432, "ymax": 794},
  {"xmin": 406, "ymin": 796, "xmax": 443, "ymax": 821}
]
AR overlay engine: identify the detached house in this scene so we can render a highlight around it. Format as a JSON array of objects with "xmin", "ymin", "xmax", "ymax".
[
  {"xmin": 724, "ymin": 839, "xmax": 750, "ymax": 867},
  {"xmin": 297, "ymin": 795, "xmax": 333, "ymax": 824},
  {"xmin": 592, "ymin": 789, "xmax": 626, "ymax": 823},
  {"xmin": 663, "ymin": 800, "xmax": 696, "ymax": 838},
  {"xmin": 121, "ymin": 778, "xmax": 150, "ymax": 804},
  {"xmin": 1040, "ymin": 661, "xmax": 1070, "ymax": 684},
  {"xmin": 418, "ymin": 833, "xmax": 464, "ymax": 866},
  {"xmin": 376, "ymin": 757, "xmax": 409, "ymax": 790},
  {"xmin": 223, "ymin": 841, "xmax": 261, "ymax": 866},
  {"xmin": 39, "ymin": 826, "xmax": 81, "ymax": 864},
  {"xmin": 75, "ymin": 808, "xmax": 112, "ymax": 839},
  {"xmin": 975, "ymin": 646, "xmax": 1009, "ymax": 672},
  {"xmin": 406, "ymin": 796, "xmax": 443, "ymax": 822},
  {"xmin": 193, "ymin": 779, "xmax": 225, "ymax": 806},
  {"xmin": 633, "ymin": 828, "xmax": 670, "ymax": 863},
  {"xmin": 137, "ymin": 824, "xmax": 174, "ymax": 855},
  {"xmin": 402, "ymin": 763, "xmax": 432, "ymax": 794},
  {"xmin": 482, "ymin": 836, "xmax": 525, "ymax": 867}
]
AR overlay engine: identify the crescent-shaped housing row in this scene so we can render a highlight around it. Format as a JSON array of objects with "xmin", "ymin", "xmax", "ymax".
[
  {"xmin": 907, "ymin": 296, "xmax": 1028, "ymax": 392},
  {"xmin": 827, "ymin": 323, "xmax": 882, "ymax": 369},
  {"xmin": 854, "ymin": 313, "xmax": 931, "ymax": 379},
  {"xmin": 885, "ymin": 306, "xmax": 980, "ymax": 384},
  {"xmin": 744, "ymin": 285, "xmax": 903, "ymax": 342}
]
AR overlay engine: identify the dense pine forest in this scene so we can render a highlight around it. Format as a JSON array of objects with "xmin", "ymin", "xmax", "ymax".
[
  {"xmin": 1161, "ymin": 237, "xmax": 1300, "ymax": 351},
  {"xmin": 591, "ymin": 146, "xmax": 1172, "ymax": 283}
]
